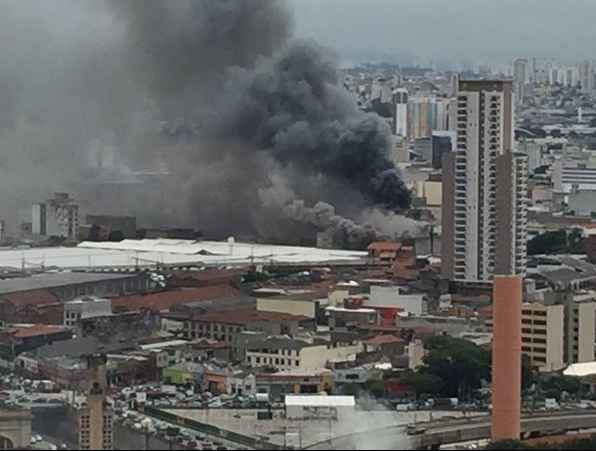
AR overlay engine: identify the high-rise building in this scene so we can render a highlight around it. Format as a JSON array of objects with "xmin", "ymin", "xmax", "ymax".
[
  {"xmin": 407, "ymin": 96, "xmax": 449, "ymax": 139},
  {"xmin": 579, "ymin": 60, "xmax": 594, "ymax": 94},
  {"xmin": 392, "ymin": 88, "xmax": 408, "ymax": 137},
  {"xmin": 442, "ymin": 80, "xmax": 528, "ymax": 283},
  {"xmin": 79, "ymin": 354, "xmax": 113, "ymax": 450},
  {"xmin": 449, "ymin": 73, "xmax": 460, "ymax": 98},
  {"xmin": 32, "ymin": 193, "xmax": 79, "ymax": 240},
  {"xmin": 512, "ymin": 58, "xmax": 529, "ymax": 104},
  {"xmin": 431, "ymin": 131, "xmax": 456, "ymax": 170}
]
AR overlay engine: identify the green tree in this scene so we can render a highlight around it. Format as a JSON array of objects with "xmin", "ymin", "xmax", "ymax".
[
  {"xmin": 342, "ymin": 384, "xmax": 360, "ymax": 397},
  {"xmin": 522, "ymin": 354, "xmax": 536, "ymax": 391},
  {"xmin": 399, "ymin": 371, "xmax": 444, "ymax": 400},
  {"xmin": 364, "ymin": 380, "xmax": 385, "ymax": 398},
  {"xmin": 527, "ymin": 230, "xmax": 567, "ymax": 255},
  {"xmin": 419, "ymin": 336, "xmax": 490, "ymax": 399},
  {"xmin": 527, "ymin": 229, "xmax": 585, "ymax": 255}
]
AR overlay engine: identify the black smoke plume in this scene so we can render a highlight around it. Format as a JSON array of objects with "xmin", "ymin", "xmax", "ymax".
[{"xmin": 0, "ymin": 0, "xmax": 414, "ymax": 248}]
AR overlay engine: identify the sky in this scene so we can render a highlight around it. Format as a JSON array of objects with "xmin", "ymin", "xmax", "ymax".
[{"xmin": 288, "ymin": 0, "xmax": 596, "ymax": 65}]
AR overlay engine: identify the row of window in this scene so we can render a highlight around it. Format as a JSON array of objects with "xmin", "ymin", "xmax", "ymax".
[{"xmin": 250, "ymin": 355, "xmax": 300, "ymax": 367}]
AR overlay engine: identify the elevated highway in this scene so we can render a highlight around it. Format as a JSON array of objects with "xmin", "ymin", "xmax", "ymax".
[{"xmin": 308, "ymin": 410, "xmax": 596, "ymax": 450}]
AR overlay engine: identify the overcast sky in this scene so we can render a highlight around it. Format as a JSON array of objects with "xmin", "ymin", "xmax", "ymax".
[{"xmin": 288, "ymin": 0, "xmax": 596, "ymax": 65}]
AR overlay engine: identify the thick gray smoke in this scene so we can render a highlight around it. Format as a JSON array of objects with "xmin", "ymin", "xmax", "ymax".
[{"xmin": 0, "ymin": 0, "xmax": 414, "ymax": 249}]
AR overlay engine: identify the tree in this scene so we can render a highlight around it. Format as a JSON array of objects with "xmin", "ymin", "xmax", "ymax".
[
  {"xmin": 522, "ymin": 354, "xmax": 536, "ymax": 391},
  {"xmin": 342, "ymin": 384, "xmax": 360, "ymax": 397},
  {"xmin": 567, "ymin": 228, "xmax": 585, "ymax": 254},
  {"xmin": 399, "ymin": 371, "xmax": 444, "ymax": 400},
  {"xmin": 527, "ymin": 230, "xmax": 567, "ymax": 255},
  {"xmin": 418, "ymin": 336, "xmax": 490, "ymax": 399},
  {"xmin": 364, "ymin": 380, "xmax": 385, "ymax": 398}
]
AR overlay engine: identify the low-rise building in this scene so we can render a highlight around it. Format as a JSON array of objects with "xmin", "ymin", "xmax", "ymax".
[
  {"xmin": 327, "ymin": 307, "xmax": 378, "ymax": 331},
  {"xmin": 245, "ymin": 336, "xmax": 362, "ymax": 372},
  {"xmin": 256, "ymin": 369, "xmax": 334, "ymax": 401},
  {"xmin": 369, "ymin": 285, "xmax": 426, "ymax": 316},
  {"xmin": 367, "ymin": 242, "xmax": 402, "ymax": 265},
  {"xmin": 0, "ymin": 324, "xmax": 72, "ymax": 361},
  {"xmin": 64, "ymin": 296, "xmax": 112, "ymax": 328},
  {"xmin": 185, "ymin": 309, "xmax": 311, "ymax": 344},
  {"xmin": 256, "ymin": 291, "xmax": 326, "ymax": 320},
  {"xmin": 0, "ymin": 273, "xmax": 150, "ymax": 324}
]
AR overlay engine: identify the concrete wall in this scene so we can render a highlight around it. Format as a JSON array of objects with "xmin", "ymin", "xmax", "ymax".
[
  {"xmin": 577, "ymin": 302, "xmax": 596, "ymax": 363},
  {"xmin": 369, "ymin": 286, "xmax": 424, "ymax": 316},
  {"xmin": 546, "ymin": 305, "xmax": 565, "ymax": 372}
]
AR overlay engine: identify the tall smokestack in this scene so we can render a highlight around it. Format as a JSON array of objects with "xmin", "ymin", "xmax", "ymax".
[{"xmin": 491, "ymin": 275, "xmax": 522, "ymax": 441}]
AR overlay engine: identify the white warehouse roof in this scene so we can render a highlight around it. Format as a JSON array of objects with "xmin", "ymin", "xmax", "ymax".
[
  {"xmin": 285, "ymin": 395, "xmax": 355, "ymax": 408},
  {"xmin": 0, "ymin": 239, "xmax": 368, "ymax": 271},
  {"xmin": 564, "ymin": 362, "xmax": 596, "ymax": 377}
]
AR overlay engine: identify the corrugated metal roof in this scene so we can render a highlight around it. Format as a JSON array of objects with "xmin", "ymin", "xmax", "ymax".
[{"xmin": 0, "ymin": 272, "xmax": 135, "ymax": 295}]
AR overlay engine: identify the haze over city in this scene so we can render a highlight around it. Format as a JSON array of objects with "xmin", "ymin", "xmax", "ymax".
[{"xmin": 1, "ymin": 1, "xmax": 596, "ymax": 451}]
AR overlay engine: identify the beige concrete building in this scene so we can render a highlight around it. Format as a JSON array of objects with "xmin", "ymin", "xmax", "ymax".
[
  {"xmin": 565, "ymin": 296, "xmax": 596, "ymax": 364},
  {"xmin": 521, "ymin": 303, "xmax": 565, "ymax": 372},
  {"xmin": 245, "ymin": 337, "xmax": 362, "ymax": 372},
  {"xmin": 256, "ymin": 292, "xmax": 325, "ymax": 320},
  {"xmin": 416, "ymin": 180, "xmax": 443, "ymax": 207}
]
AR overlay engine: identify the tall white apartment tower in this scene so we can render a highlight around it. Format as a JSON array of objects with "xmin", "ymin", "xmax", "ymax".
[
  {"xmin": 392, "ymin": 88, "xmax": 408, "ymax": 137},
  {"xmin": 442, "ymin": 80, "xmax": 528, "ymax": 283}
]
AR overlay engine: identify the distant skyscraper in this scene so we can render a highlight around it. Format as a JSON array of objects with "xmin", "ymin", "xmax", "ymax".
[
  {"xmin": 431, "ymin": 131, "xmax": 456, "ymax": 170},
  {"xmin": 407, "ymin": 97, "xmax": 449, "ymax": 139},
  {"xmin": 392, "ymin": 88, "xmax": 408, "ymax": 137},
  {"xmin": 449, "ymin": 73, "xmax": 460, "ymax": 98},
  {"xmin": 579, "ymin": 60, "xmax": 594, "ymax": 94},
  {"xmin": 512, "ymin": 58, "xmax": 528, "ymax": 104},
  {"xmin": 442, "ymin": 80, "xmax": 528, "ymax": 283},
  {"xmin": 32, "ymin": 193, "xmax": 79, "ymax": 240}
]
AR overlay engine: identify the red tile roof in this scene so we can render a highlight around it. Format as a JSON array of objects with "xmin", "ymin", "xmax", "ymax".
[
  {"xmin": 111, "ymin": 286, "xmax": 242, "ymax": 312},
  {"xmin": 1, "ymin": 289, "xmax": 60, "ymax": 307},
  {"xmin": 168, "ymin": 268, "xmax": 246, "ymax": 287},
  {"xmin": 8, "ymin": 324, "xmax": 68, "ymax": 338},
  {"xmin": 191, "ymin": 308, "xmax": 310, "ymax": 325}
]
